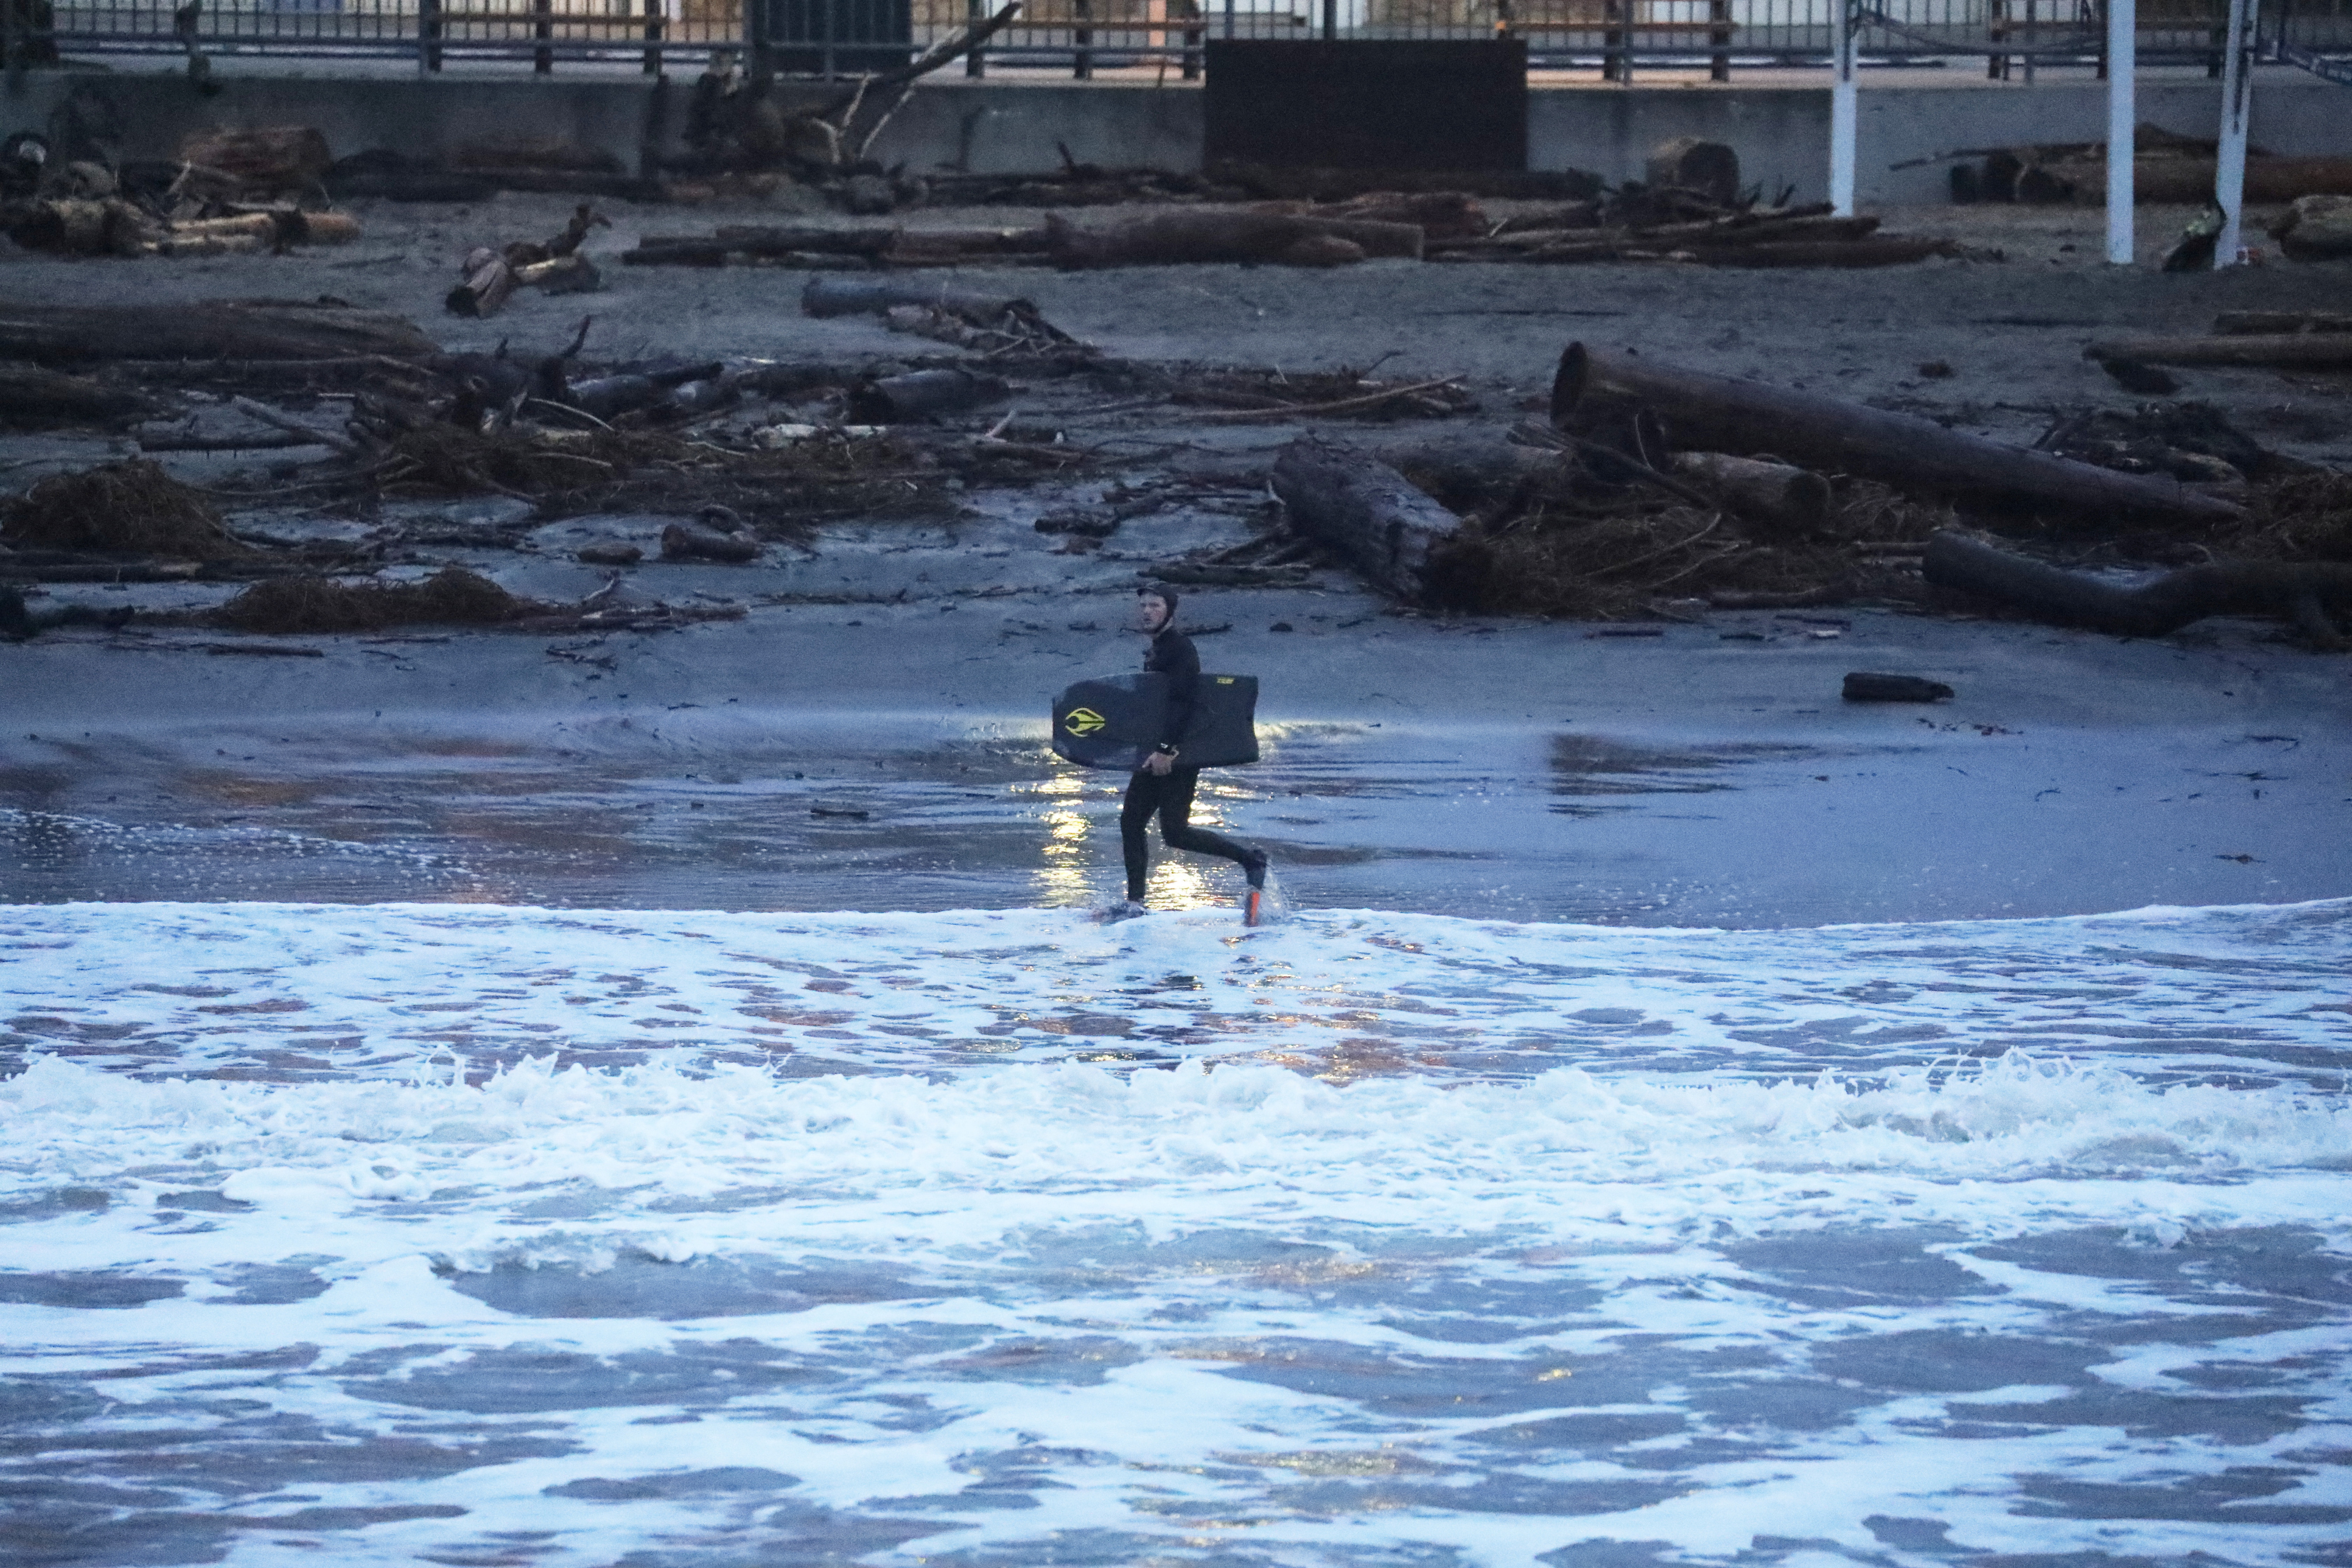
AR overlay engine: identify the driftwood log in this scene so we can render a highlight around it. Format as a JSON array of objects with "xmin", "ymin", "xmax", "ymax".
[
  {"xmin": 514, "ymin": 255, "xmax": 600, "ymax": 294},
  {"xmin": 2085, "ymin": 334, "xmax": 2352, "ymax": 370},
  {"xmin": 802, "ymin": 276, "xmax": 1029, "ymax": 320},
  {"xmin": 1696, "ymin": 237, "xmax": 1959, "ymax": 268},
  {"xmin": 624, "ymin": 224, "xmax": 898, "ymax": 266},
  {"xmin": 0, "ymin": 301, "xmax": 435, "ymax": 365},
  {"xmin": 660, "ymin": 510, "xmax": 761, "ymax": 562},
  {"xmin": 2267, "ymin": 194, "xmax": 2352, "ymax": 260},
  {"xmin": 1046, "ymin": 210, "xmax": 1424, "ymax": 268},
  {"xmin": 1671, "ymin": 451, "xmax": 1831, "ymax": 532},
  {"xmin": 0, "ymin": 364, "xmax": 154, "ymax": 427},
  {"xmin": 1551, "ymin": 343, "xmax": 2244, "ymax": 527},
  {"xmin": 883, "ymin": 226, "xmax": 1052, "ymax": 266},
  {"xmin": 7, "ymin": 198, "xmax": 161, "ymax": 256},
  {"xmin": 447, "ymin": 248, "xmax": 518, "ymax": 318},
  {"xmin": 1924, "ymin": 530, "xmax": 2352, "ymax": 646},
  {"xmin": 1270, "ymin": 435, "xmax": 1485, "ymax": 607},
  {"xmin": 2215, "ymin": 310, "xmax": 2352, "ymax": 335},
  {"xmin": 1844, "ymin": 673, "xmax": 1955, "ymax": 702},
  {"xmin": 1645, "ymin": 137, "xmax": 1741, "ymax": 205},
  {"xmin": 561, "ymin": 362, "xmax": 723, "ymax": 419},
  {"xmin": 847, "ymin": 368, "xmax": 1008, "ymax": 422},
  {"xmin": 1381, "ymin": 435, "xmax": 1568, "ymax": 512}
]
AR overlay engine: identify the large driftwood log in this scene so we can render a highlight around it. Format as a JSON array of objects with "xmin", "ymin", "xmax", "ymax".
[
  {"xmin": 1924, "ymin": 530, "xmax": 2352, "ymax": 645},
  {"xmin": 1381, "ymin": 435, "xmax": 1569, "ymax": 512},
  {"xmin": 1694, "ymin": 236, "xmax": 1959, "ymax": 268},
  {"xmin": 1551, "ymin": 343, "xmax": 2244, "ymax": 527},
  {"xmin": 0, "ymin": 302, "xmax": 435, "ymax": 365},
  {"xmin": 624, "ymin": 223, "xmax": 898, "ymax": 266},
  {"xmin": 1645, "ymin": 137, "xmax": 1741, "ymax": 205},
  {"xmin": 1270, "ymin": 435, "xmax": 1486, "ymax": 607},
  {"xmin": 2215, "ymin": 310, "xmax": 2352, "ymax": 335},
  {"xmin": 2018, "ymin": 155, "xmax": 2352, "ymax": 206},
  {"xmin": 0, "ymin": 364, "xmax": 153, "ymax": 427},
  {"xmin": 1671, "ymin": 452, "xmax": 1831, "ymax": 532},
  {"xmin": 1046, "ymin": 210, "xmax": 1424, "ymax": 268},
  {"xmin": 847, "ymin": 368, "xmax": 1009, "ymax": 422},
  {"xmin": 2085, "ymin": 334, "xmax": 2352, "ymax": 370},
  {"xmin": 801, "ymin": 276, "xmax": 1031, "ymax": 320},
  {"xmin": 2267, "ymin": 194, "xmax": 2352, "ymax": 260}
]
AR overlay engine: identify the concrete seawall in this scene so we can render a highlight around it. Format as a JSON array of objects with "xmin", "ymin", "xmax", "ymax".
[{"xmin": 5, "ymin": 66, "xmax": 2346, "ymax": 205}]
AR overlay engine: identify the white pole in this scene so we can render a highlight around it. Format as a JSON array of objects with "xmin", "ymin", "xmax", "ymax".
[
  {"xmin": 1830, "ymin": 0, "xmax": 1858, "ymax": 216},
  {"xmin": 2106, "ymin": 0, "xmax": 2135, "ymax": 264},
  {"xmin": 2214, "ymin": 0, "xmax": 2258, "ymax": 268}
]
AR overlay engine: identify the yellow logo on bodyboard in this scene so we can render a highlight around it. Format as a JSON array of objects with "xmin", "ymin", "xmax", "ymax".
[{"xmin": 1064, "ymin": 707, "xmax": 1106, "ymax": 736}]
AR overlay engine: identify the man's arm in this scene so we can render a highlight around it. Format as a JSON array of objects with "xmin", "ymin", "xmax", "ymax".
[{"xmin": 1155, "ymin": 632, "xmax": 1200, "ymax": 756}]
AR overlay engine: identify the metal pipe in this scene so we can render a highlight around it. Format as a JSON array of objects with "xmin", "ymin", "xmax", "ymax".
[
  {"xmin": 2214, "ymin": 0, "xmax": 2259, "ymax": 267},
  {"xmin": 2107, "ymin": 0, "xmax": 2135, "ymax": 264},
  {"xmin": 1830, "ymin": 0, "xmax": 1857, "ymax": 216}
]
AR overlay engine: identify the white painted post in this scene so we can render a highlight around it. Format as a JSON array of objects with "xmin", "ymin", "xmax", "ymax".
[
  {"xmin": 1830, "ymin": 0, "xmax": 1858, "ymax": 216},
  {"xmin": 2106, "ymin": 0, "xmax": 2136, "ymax": 264},
  {"xmin": 2214, "ymin": 0, "xmax": 2259, "ymax": 268}
]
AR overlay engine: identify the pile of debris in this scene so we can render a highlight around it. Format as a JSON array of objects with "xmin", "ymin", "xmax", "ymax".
[
  {"xmin": 2, "ymin": 127, "xmax": 362, "ymax": 259},
  {"xmin": 1261, "ymin": 340, "xmax": 2350, "ymax": 648},
  {"xmin": 445, "ymin": 203, "xmax": 612, "ymax": 318}
]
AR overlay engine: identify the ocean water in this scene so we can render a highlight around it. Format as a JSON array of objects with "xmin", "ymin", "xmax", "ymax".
[{"xmin": 2, "ymin": 898, "xmax": 2349, "ymax": 1568}]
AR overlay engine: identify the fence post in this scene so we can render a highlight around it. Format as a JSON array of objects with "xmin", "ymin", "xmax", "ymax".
[
  {"xmin": 1075, "ymin": 0, "xmax": 1093, "ymax": 77},
  {"xmin": 419, "ymin": 0, "xmax": 442, "ymax": 73},
  {"xmin": 746, "ymin": 0, "xmax": 772, "ymax": 77},
  {"xmin": 1602, "ymin": 0, "xmax": 1625, "ymax": 82},
  {"xmin": 967, "ymin": 0, "xmax": 986, "ymax": 76},
  {"xmin": 1183, "ymin": 0, "xmax": 1203, "ymax": 78},
  {"xmin": 1708, "ymin": 0, "xmax": 1730, "ymax": 81},
  {"xmin": 644, "ymin": 0, "xmax": 665, "ymax": 74},
  {"xmin": 1322, "ymin": 0, "xmax": 1336, "ymax": 42},
  {"xmin": 534, "ymin": 0, "xmax": 554, "ymax": 73},
  {"xmin": 1988, "ymin": 0, "xmax": 2007, "ymax": 80},
  {"xmin": 2214, "ymin": 0, "xmax": 2258, "ymax": 267},
  {"xmin": 2106, "ymin": 0, "xmax": 2134, "ymax": 263},
  {"xmin": 1829, "ymin": 0, "xmax": 1856, "ymax": 216}
]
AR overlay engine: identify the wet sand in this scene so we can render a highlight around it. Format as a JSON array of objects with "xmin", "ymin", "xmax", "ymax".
[{"xmin": 3, "ymin": 196, "xmax": 2348, "ymax": 923}]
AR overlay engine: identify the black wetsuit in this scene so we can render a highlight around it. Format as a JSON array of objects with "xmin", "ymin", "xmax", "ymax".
[{"xmin": 1121, "ymin": 625, "xmax": 1263, "ymax": 901}]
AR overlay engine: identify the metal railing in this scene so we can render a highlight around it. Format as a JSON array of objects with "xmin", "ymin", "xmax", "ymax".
[{"xmin": 10, "ymin": 0, "xmax": 2352, "ymax": 77}]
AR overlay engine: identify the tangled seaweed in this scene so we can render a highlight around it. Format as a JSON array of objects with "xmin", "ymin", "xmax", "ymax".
[
  {"xmin": 378, "ymin": 426, "xmax": 695, "ymax": 498},
  {"xmin": 1393, "ymin": 442, "xmax": 1952, "ymax": 619},
  {"xmin": 2236, "ymin": 469, "xmax": 2352, "ymax": 564},
  {"xmin": 4, "ymin": 460, "xmax": 248, "ymax": 559},
  {"xmin": 213, "ymin": 568, "xmax": 533, "ymax": 635}
]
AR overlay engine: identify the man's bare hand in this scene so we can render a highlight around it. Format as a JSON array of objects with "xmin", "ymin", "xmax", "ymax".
[{"xmin": 1143, "ymin": 750, "xmax": 1175, "ymax": 776}]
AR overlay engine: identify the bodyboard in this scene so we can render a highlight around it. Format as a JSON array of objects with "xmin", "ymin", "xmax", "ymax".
[{"xmin": 1052, "ymin": 671, "xmax": 1259, "ymax": 770}]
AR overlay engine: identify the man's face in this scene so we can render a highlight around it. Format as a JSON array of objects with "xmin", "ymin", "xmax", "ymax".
[{"xmin": 1135, "ymin": 594, "xmax": 1170, "ymax": 633}]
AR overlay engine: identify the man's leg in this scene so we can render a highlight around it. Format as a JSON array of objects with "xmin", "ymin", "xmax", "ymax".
[
  {"xmin": 1119, "ymin": 769, "xmax": 1160, "ymax": 902},
  {"xmin": 1157, "ymin": 769, "xmax": 1266, "ymax": 886}
]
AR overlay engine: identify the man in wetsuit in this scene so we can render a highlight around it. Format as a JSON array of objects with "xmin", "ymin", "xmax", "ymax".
[{"xmin": 1111, "ymin": 584, "xmax": 1269, "ymax": 922}]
